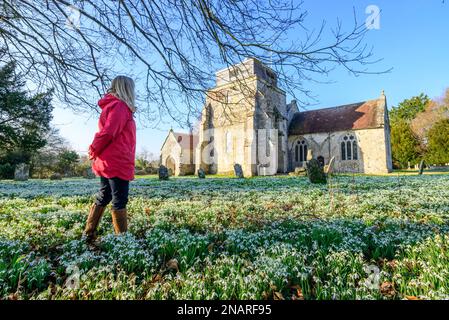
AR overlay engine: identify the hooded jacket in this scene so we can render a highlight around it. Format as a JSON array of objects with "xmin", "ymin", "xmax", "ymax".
[{"xmin": 89, "ymin": 94, "xmax": 136, "ymax": 181}]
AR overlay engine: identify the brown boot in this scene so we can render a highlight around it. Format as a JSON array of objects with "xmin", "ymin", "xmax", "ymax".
[
  {"xmin": 84, "ymin": 204, "xmax": 106, "ymax": 242},
  {"xmin": 111, "ymin": 208, "xmax": 128, "ymax": 234}
]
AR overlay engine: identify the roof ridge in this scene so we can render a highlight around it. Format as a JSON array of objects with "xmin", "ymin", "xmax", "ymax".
[
  {"xmin": 295, "ymin": 101, "xmax": 372, "ymax": 115},
  {"xmin": 173, "ymin": 131, "xmax": 198, "ymax": 136}
]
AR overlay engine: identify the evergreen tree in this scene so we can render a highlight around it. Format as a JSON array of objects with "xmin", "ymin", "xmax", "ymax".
[
  {"xmin": 426, "ymin": 119, "xmax": 449, "ymax": 165},
  {"xmin": 390, "ymin": 119, "xmax": 421, "ymax": 168},
  {"xmin": 56, "ymin": 150, "xmax": 80, "ymax": 176},
  {"xmin": 389, "ymin": 94, "xmax": 429, "ymax": 168},
  {"xmin": 390, "ymin": 93, "xmax": 430, "ymax": 123},
  {"xmin": 0, "ymin": 61, "xmax": 53, "ymax": 178}
]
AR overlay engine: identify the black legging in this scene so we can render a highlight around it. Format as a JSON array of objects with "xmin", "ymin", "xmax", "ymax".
[{"xmin": 95, "ymin": 176, "xmax": 129, "ymax": 210}]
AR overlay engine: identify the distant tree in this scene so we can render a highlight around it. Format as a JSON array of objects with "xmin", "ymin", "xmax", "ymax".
[
  {"xmin": 0, "ymin": 61, "xmax": 53, "ymax": 154},
  {"xmin": 389, "ymin": 94, "xmax": 433, "ymax": 168},
  {"xmin": 426, "ymin": 118, "xmax": 449, "ymax": 165},
  {"xmin": 390, "ymin": 93, "xmax": 430, "ymax": 123},
  {"xmin": 56, "ymin": 149, "xmax": 80, "ymax": 176},
  {"xmin": 135, "ymin": 148, "xmax": 160, "ymax": 174},
  {"xmin": 135, "ymin": 151, "xmax": 150, "ymax": 171},
  {"xmin": 30, "ymin": 127, "xmax": 70, "ymax": 178},
  {"xmin": 443, "ymin": 88, "xmax": 449, "ymax": 107},
  {"xmin": 74, "ymin": 154, "xmax": 92, "ymax": 177},
  {"xmin": 411, "ymin": 88, "xmax": 449, "ymax": 142},
  {"xmin": 390, "ymin": 119, "xmax": 421, "ymax": 168},
  {"xmin": 0, "ymin": 61, "xmax": 53, "ymax": 178}
]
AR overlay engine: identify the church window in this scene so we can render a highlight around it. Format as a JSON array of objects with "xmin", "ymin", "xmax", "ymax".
[
  {"xmin": 206, "ymin": 104, "xmax": 213, "ymax": 129},
  {"xmin": 341, "ymin": 134, "xmax": 358, "ymax": 161},
  {"xmin": 209, "ymin": 136, "xmax": 214, "ymax": 157},
  {"xmin": 353, "ymin": 140, "xmax": 358, "ymax": 160},
  {"xmin": 295, "ymin": 140, "xmax": 308, "ymax": 162}
]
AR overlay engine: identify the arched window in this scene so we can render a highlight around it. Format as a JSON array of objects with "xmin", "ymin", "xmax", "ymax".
[
  {"xmin": 206, "ymin": 104, "xmax": 213, "ymax": 129},
  {"xmin": 341, "ymin": 134, "xmax": 358, "ymax": 161},
  {"xmin": 294, "ymin": 140, "xmax": 308, "ymax": 162},
  {"xmin": 209, "ymin": 136, "xmax": 214, "ymax": 157}
]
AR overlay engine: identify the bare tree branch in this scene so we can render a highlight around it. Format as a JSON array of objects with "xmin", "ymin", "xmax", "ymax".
[{"xmin": 0, "ymin": 0, "xmax": 389, "ymax": 128}]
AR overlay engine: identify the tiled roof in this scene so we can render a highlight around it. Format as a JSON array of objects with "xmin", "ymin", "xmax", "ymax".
[
  {"xmin": 173, "ymin": 132, "xmax": 199, "ymax": 150},
  {"xmin": 288, "ymin": 99, "xmax": 384, "ymax": 135}
]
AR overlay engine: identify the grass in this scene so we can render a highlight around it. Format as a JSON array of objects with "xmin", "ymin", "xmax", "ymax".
[{"xmin": 0, "ymin": 173, "xmax": 448, "ymax": 300}]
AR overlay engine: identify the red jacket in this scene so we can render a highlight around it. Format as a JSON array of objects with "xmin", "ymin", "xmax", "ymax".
[{"xmin": 89, "ymin": 94, "xmax": 136, "ymax": 181}]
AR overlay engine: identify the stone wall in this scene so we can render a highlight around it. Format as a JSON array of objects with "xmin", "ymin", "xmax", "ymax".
[
  {"xmin": 383, "ymin": 103, "xmax": 394, "ymax": 172},
  {"xmin": 195, "ymin": 75, "xmax": 257, "ymax": 176},
  {"xmin": 215, "ymin": 58, "xmax": 278, "ymax": 88},
  {"xmin": 160, "ymin": 133, "xmax": 182, "ymax": 175},
  {"xmin": 160, "ymin": 132, "xmax": 196, "ymax": 176},
  {"xmin": 288, "ymin": 127, "xmax": 392, "ymax": 174}
]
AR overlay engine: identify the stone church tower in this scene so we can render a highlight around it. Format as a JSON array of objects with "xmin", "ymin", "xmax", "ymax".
[{"xmin": 195, "ymin": 58, "xmax": 295, "ymax": 177}]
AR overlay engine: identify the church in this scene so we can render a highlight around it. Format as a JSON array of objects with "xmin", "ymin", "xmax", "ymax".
[{"xmin": 160, "ymin": 58, "xmax": 393, "ymax": 176}]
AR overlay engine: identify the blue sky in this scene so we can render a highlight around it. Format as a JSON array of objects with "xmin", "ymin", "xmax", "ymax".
[{"xmin": 52, "ymin": 0, "xmax": 449, "ymax": 156}]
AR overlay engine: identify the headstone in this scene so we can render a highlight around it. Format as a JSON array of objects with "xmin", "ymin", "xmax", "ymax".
[
  {"xmin": 317, "ymin": 156, "xmax": 325, "ymax": 167},
  {"xmin": 294, "ymin": 167, "xmax": 306, "ymax": 176},
  {"xmin": 158, "ymin": 165, "xmax": 169, "ymax": 180},
  {"xmin": 84, "ymin": 167, "xmax": 96, "ymax": 179},
  {"xmin": 325, "ymin": 156, "xmax": 336, "ymax": 174},
  {"xmin": 233, "ymin": 163, "xmax": 244, "ymax": 178},
  {"xmin": 306, "ymin": 159, "xmax": 327, "ymax": 184},
  {"xmin": 14, "ymin": 163, "xmax": 29, "ymax": 181},
  {"xmin": 50, "ymin": 173, "xmax": 62, "ymax": 180},
  {"xmin": 418, "ymin": 160, "xmax": 425, "ymax": 175},
  {"xmin": 197, "ymin": 168, "xmax": 206, "ymax": 179}
]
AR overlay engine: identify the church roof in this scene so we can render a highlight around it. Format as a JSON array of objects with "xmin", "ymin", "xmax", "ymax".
[
  {"xmin": 173, "ymin": 132, "xmax": 199, "ymax": 150},
  {"xmin": 288, "ymin": 99, "xmax": 385, "ymax": 136},
  {"xmin": 160, "ymin": 130, "xmax": 199, "ymax": 151}
]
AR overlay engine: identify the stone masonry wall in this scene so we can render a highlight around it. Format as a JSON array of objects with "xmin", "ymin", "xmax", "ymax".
[{"xmin": 288, "ymin": 127, "xmax": 392, "ymax": 174}]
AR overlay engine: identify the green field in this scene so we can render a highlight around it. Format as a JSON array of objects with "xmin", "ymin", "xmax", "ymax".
[{"xmin": 1, "ymin": 174, "xmax": 449, "ymax": 300}]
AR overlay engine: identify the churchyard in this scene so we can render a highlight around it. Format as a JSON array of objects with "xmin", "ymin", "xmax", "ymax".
[{"xmin": 1, "ymin": 173, "xmax": 449, "ymax": 300}]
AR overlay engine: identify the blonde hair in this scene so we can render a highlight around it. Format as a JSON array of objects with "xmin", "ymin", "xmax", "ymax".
[{"xmin": 108, "ymin": 76, "xmax": 136, "ymax": 112}]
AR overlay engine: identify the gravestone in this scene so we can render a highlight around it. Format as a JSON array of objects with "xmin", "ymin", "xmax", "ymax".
[
  {"xmin": 306, "ymin": 149, "xmax": 314, "ymax": 161},
  {"xmin": 14, "ymin": 163, "xmax": 29, "ymax": 181},
  {"xmin": 50, "ymin": 173, "xmax": 62, "ymax": 180},
  {"xmin": 197, "ymin": 168, "xmax": 206, "ymax": 179},
  {"xmin": 158, "ymin": 165, "xmax": 169, "ymax": 180},
  {"xmin": 306, "ymin": 159, "xmax": 327, "ymax": 184},
  {"xmin": 294, "ymin": 167, "xmax": 307, "ymax": 176},
  {"xmin": 233, "ymin": 163, "xmax": 244, "ymax": 178},
  {"xmin": 325, "ymin": 156, "xmax": 336, "ymax": 175},
  {"xmin": 418, "ymin": 160, "xmax": 425, "ymax": 175},
  {"xmin": 84, "ymin": 167, "xmax": 96, "ymax": 179}
]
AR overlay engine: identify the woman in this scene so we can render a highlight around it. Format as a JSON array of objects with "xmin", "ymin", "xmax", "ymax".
[{"xmin": 83, "ymin": 76, "xmax": 136, "ymax": 243}]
